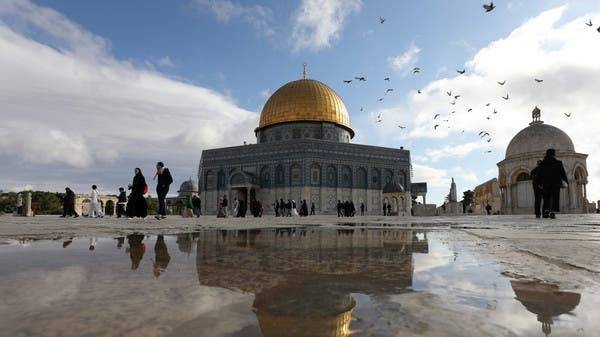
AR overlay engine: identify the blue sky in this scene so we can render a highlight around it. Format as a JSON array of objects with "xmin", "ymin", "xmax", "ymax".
[{"xmin": 1, "ymin": 0, "xmax": 600, "ymax": 205}]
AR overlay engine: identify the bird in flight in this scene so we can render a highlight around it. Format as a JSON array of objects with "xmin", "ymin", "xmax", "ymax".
[
  {"xmin": 378, "ymin": 97, "xmax": 384, "ymax": 102},
  {"xmin": 434, "ymin": 124, "xmax": 440, "ymax": 130},
  {"xmin": 457, "ymin": 69, "xmax": 466, "ymax": 74},
  {"xmin": 384, "ymin": 77, "xmax": 390, "ymax": 81},
  {"xmin": 497, "ymin": 80, "xmax": 506, "ymax": 85},
  {"xmin": 487, "ymin": 138, "xmax": 492, "ymax": 142},
  {"xmin": 485, "ymin": 103, "xmax": 490, "ymax": 106},
  {"xmin": 450, "ymin": 111, "xmax": 456, "ymax": 114},
  {"xmin": 585, "ymin": 19, "xmax": 593, "ymax": 27},
  {"xmin": 454, "ymin": 95, "xmax": 461, "ymax": 99},
  {"xmin": 434, "ymin": 113, "xmax": 441, "ymax": 119},
  {"xmin": 597, "ymin": 26, "xmax": 600, "ymax": 33},
  {"xmin": 379, "ymin": 16, "xmax": 386, "ymax": 24},
  {"xmin": 450, "ymin": 101, "xmax": 456, "ymax": 105},
  {"xmin": 493, "ymin": 109, "xmax": 498, "ymax": 114},
  {"xmin": 534, "ymin": 78, "xmax": 543, "ymax": 83},
  {"xmin": 343, "ymin": 80, "xmax": 352, "ymax": 84},
  {"xmin": 483, "ymin": 2, "xmax": 496, "ymax": 12},
  {"xmin": 360, "ymin": 106, "xmax": 364, "ymax": 112},
  {"xmin": 479, "ymin": 131, "xmax": 490, "ymax": 137},
  {"xmin": 417, "ymin": 89, "xmax": 422, "ymax": 94},
  {"xmin": 467, "ymin": 108, "xmax": 473, "ymax": 112},
  {"xmin": 564, "ymin": 113, "xmax": 572, "ymax": 117},
  {"xmin": 354, "ymin": 76, "xmax": 366, "ymax": 81},
  {"xmin": 486, "ymin": 150, "xmax": 492, "ymax": 153},
  {"xmin": 446, "ymin": 91, "xmax": 452, "ymax": 96},
  {"xmin": 502, "ymin": 94, "xmax": 509, "ymax": 100},
  {"xmin": 398, "ymin": 125, "xmax": 406, "ymax": 129},
  {"xmin": 412, "ymin": 67, "xmax": 421, "ymax": 74},
  {"xmin": 386, "ymin": 88, "xmax": 394, "ymax": 93},
  {"xmin": 486, "ymin": 116, "xmax": 491, "ymax": 120}
]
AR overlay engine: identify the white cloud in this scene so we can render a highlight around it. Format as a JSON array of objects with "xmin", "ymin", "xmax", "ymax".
[
  {"xmin": 259, "ymin": 88, "xmax": 270, "ymax": 99},
  {"xmin": 157, "ymin": 55, "xmax": 174, "ymax": 67},
  {"xmin": 412, "ymin": 164, "xmax": 448, "ymax": 189},
  {"xmin": 192, "ymin": 0, "xmax": 274, "ymax": 36},
  {"xmin": 399, "ymin": 5, "xmax": 600, "ymax": 201},
  {"xmin": 0, "ymin": 0, "xmax": 258, "ymax": 191},
  {"xmin": 387, "ymin": 43, "xmax": 421, "ymax": 75},
  {"xmin": 290, "ymin": 0, "xmax": 362, "ymax": 52},
  {"xmin": 425, "ymin": 141, "xmax": 491, "ymax": 163}
]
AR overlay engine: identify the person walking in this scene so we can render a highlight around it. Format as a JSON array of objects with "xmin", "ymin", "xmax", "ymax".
[
  {"xmin": 537, "ymin": 149, "xmax": 568, "ymax": 219},
  {"xmin": 127, "ymin": 168, "xmax": 148, "ymax": 218},
  {"xmin": 360, "ymin": 202, "xmax": 365, "ymax": 216},
  {"xmin": 485, "ymin": 202, "xmax": 492, "ymax": 215},
  {"xmin": 530, "ymin": 160, "xmax": 544, "ymax": 218},
  {"xmin": 62, "ymin": 187, "xmax": 79, "ymax": 218},
  {"xmin": 192, "ymin": 194, "xmax": 201, "ymax": 217},
  {"xmin": 154, "ymin": 162, "xmax": 173, "ymax": 220},
  {"xmin": 117, "ymin": 187, "xmax": 127, "ymax": 218},
  {"xmin": 310, "ymin": 202, "xmax": 315, "ymax": 215},
  {"xmin": 89, "ymin": 185, "xmax": 104, "ymax": 218},
  {"xmin": 382, "ymin": 202, "xmax": 387, "ymax": 216},
  {"xmin": 222, "ymin": 195, "xmax": 228, "ymax": 217}
]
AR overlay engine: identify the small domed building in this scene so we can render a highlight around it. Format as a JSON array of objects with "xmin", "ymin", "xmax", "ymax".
[
  {"xmin": 198, "ymin": 71, "xmax": 413, "ymax": 215},
  {"xmin": 497, "ymin": 112, "xmax": 589, "ymax": 214}
]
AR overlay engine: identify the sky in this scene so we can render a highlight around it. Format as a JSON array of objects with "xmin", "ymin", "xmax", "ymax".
[{"xmin": 1, "ymin": 0, "xmax": 600, "ymax": 205}]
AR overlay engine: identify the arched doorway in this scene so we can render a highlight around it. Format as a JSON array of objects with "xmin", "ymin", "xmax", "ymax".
[{"xmin": 513, "ymin": 171, "xmax": 533, "ymax": 210}]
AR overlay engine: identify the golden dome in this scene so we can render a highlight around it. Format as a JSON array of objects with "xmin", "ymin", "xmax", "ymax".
[{"xmin": 257, "ymin": 79, "xmax": 354, "ymax": 137}]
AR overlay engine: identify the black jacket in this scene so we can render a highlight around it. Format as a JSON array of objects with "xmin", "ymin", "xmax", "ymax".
[
  {"xmin": 537, "ymin": 156, "xmax": 568, "ymax": 188},
  {"xmin": 157, "ymin": 168, "xmax": 173, "ymax": 188}
]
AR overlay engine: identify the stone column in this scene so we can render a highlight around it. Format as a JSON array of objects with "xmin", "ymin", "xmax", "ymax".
[{"xmin": 25, "ymin": 192, "xmax": 33, "ymax": 217}]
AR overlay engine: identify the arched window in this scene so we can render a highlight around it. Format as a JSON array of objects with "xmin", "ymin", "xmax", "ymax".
[
  {"xmin": 356, "ymin": 168, "xmax": 367, "ymax": 188},
  {"xmin": 326, "ymin": 165, "xmax": 337, "ymax": 187},
  {"xmin": 217, "ymin": 170, "xmax": 226, "ymax": 189},
  {"xmin": 516, "ymin": 172, "xmax": 530, "ymax": 182},
  {"xmin": 310, "ymin": 164, "xmax": 321, "ymax": 186},
  {"xmin": 290, "ymin": 164, "xmax": 302, "ymax": 186},
  {"xmin": 260, "ymin": 166, "xmax": 271, "ymax": 188},
  {"xmin": 341, "ymin": 166, "xmax": 352, "ymax": 188},
  {"xmin": 371, "ymin": 168, "xmax": 380, "ymax": 189},
  {"xmin": 205, "ymin": 171, "xmax": 216, "ymax": 190},
  {"xmin": 384, "ymin": 169, "xmax": 394, "ymax": 184},
  {"xmin": 275, "ymin": 164, "xmax": 285, "ymax": 186}
]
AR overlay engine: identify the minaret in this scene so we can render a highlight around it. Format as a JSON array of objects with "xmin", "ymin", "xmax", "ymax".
[
  {"xmin": 449, "ymin": 178, "xmax": 457, "ymax": 202},
  {"xmin": 302, "ymin": 62, "xmax": 307, "ymax": 79}
]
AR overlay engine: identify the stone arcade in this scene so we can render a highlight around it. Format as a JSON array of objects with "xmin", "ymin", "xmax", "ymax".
[{"xmin": 198, "ymin": 74, "xmax": 417, "ymax": 216}]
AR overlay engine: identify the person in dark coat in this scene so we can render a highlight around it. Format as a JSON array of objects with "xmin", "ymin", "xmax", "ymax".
[
  {"xmin": 530, "ymin": 160, "xmax": 543, "ymax": 218},
  {"xmin": 127, "ymin": 168, "xmax": 148, "ymax": 218},
  {"xmin": 337, "ymin": 200, "xmax": 342, "ymax": 217},
  {"xmin": 62, "ymin": 187, "xmax": 78, "ymax": 217},
  {"xmin": 154, "ymin": 162, "xmax": 173, "ymax": 220},
  {"xmin": 153, "ymin": 235, "xmax": 171, "ymax": 278},
  {"xmin": 117, "ymin": 187, "xmax": 127, "ymax": 218},
  {"xmin": 310, "ymin": 202, "xmax": 315, "ymax": 215},
  {"xmin": 537, "ymin": 149, "xmax": 568, "ymax": 219},
  {"xmin": 127, "ymin": 234, "xmax": 146, "ymax": 270}
]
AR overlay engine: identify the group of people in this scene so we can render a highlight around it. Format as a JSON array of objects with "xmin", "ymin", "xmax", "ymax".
[
  {"xmin": 337, "ymin": 200, "xmax": 358, "ymax": 217},
  {"xmin": 274, "ymin": 199, "xmax": 314, "ymax": 217},
  {"xmin": 531, "ymin": 148, "xmax": 569, "ymax": 219},
  {"xmin": 60, "ymin": 161, "xmax": 174, "ymax": 219}
]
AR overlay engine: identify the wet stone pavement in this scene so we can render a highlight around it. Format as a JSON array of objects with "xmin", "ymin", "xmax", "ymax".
[{"xmin": 0, "ymin": 224, "xmax": 599, "ymax": 337}]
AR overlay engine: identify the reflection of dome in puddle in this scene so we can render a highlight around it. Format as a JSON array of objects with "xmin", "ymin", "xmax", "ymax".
[
  {"xmin": 511, "ymin": 280, "xmax": 581, "ymax": 336},
  {"xmin": 253, "ymin": 280, "xmax": 356, "ymax": 337}
]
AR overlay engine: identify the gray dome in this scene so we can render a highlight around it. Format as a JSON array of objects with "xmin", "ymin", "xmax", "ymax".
[
  {"xmin": 506, "ymin": 122, "xmax": 575, "ymax": 158},
  {"xmin": 178, "ymin": 179, "xmax": 197, "ymax": 194}
]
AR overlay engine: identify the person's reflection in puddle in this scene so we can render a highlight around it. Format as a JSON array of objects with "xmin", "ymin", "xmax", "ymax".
[
  {"xmin": 126, "ymin": 234, "xmax": 146, "ymax": 270},
  {"xmin": 115, "ymin": 237, "xmax": 125, "ymax": 249},
  {"xmin": 62, "ymin": 237, "xmax": 73, "ymax": 248},
  {"xmin": 511, "ymin": 280, "xmax": 581, "ymax": 336},
  {"xmin": 153, "ymin": 234, "xmax": 171, "ymax": 278},
  {"xmin": 89, "ymin": 237, "xmax": 97, "ymax": 251}
]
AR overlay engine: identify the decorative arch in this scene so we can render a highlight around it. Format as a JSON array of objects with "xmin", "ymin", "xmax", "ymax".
[
  {"xmin": 356, "ymin": 167, "xmax": 367, "ymax": 189},
  {"xmin": 383, "ymin": 169, "xmax": 394, "ymax": 185},
  {"xmin": 230, "ymin": 172, "xmax": 246, "ymax": 186},
  {"xmin": 205, "ymin": 170, "xmax": 216, "ymax": 190},
  {"xmin": 290, "ymin": 163, "xmax": 302, "ymax": 186},
  {"xmin": 326, "ymin": 165, "xmax": 337, "ymax": 187},
  {"xmin": 275, "ymin": 164, "xmax": 285, "ymax": 186},
  {"xmin": 217, "ymin": 170, "xmax": 226, "ymax": 189},
  {"xmin": 310, "ymin": 163, "xmax": 321, "ymax": 186},
  {"xmin": 260, "ymin": 166, "xmax": 271, "ymax": 188},
  {"xmin": 341, "ymin": 165, "xmax": 352, "ymax": 188},
  {"xmin": 370, "ymin": 168, "xmax": 381, "ymax": 189}
]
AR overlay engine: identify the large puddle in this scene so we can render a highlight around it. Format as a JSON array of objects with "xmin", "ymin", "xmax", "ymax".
[{"xmin": 0, "ymin": 228, "xmax": 598, "ymax": 337}]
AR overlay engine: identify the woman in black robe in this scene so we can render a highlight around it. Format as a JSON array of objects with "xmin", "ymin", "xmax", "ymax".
[{"xmin": 126, "ymin": 168, "xmax": 148, "ymax": 218}]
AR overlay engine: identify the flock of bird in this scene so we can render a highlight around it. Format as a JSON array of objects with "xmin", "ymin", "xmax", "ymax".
[{"xmin": 340, "ymin": 2, "xmax": 597, "ymax": 155}]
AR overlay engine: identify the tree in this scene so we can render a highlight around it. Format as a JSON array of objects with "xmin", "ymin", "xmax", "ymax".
[{"xmin": 461, "ymin": 190, "xmax": 475, "ymax": 213}]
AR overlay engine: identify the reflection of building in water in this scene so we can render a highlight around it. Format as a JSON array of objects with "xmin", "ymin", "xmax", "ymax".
[
  {"xmin": 195, "ymin": 228, "xmax": 428, "ymax": 337},
  {"xmin": 511, "ymin": 280, "xmax": 581, "ymax": 336}
]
